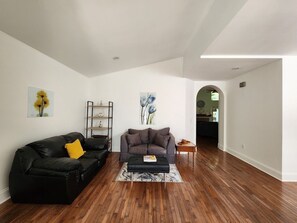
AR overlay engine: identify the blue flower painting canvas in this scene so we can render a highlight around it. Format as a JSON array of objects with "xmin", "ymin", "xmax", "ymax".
[{"xmin": 140, "ymin": 92, "xmax": 156, "ymax": 125}]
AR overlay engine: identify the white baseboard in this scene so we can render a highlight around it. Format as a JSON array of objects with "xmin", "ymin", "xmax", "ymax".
[
  {"xmin": 281, "ymin": 173, "xmax": 297, "ymax": 182},
  {"xmin": 226, "ymin": 147, "xmax": 282, "ymax": 181},
  {"xmin": 0, "ymin": 188, "xmax": 10, "ymax": 204},
  {"xmin": 217, "ymin": 143, "xmax": 224, "ymax": 151}
]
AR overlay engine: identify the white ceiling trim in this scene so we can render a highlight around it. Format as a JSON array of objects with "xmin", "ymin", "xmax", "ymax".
[{"xmin": 201, "ymin": 55, "xmax": 282, "ymax": 59}]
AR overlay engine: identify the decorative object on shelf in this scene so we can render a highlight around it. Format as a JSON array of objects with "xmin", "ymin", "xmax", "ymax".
[
  {"xmin": 27, "ymin": 87, "xmax": 54, "ymax": 118},
  {"xmin": 140, "ymin": 92, "xmax": 156, "ymax": 125},
  {"xmin": 86, "ymin": 101, "xmax": 113, "ymax": 151}
]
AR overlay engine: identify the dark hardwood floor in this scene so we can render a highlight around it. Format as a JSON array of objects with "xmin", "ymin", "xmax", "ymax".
[{"xmin": 1, "ymin": 137, "xmax": 297, "ymax": 222}]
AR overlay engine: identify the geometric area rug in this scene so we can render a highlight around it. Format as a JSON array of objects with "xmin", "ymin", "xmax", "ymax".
[{"xmin": 115, "ymin": 163, "xmax": 183, "ymax": 183}]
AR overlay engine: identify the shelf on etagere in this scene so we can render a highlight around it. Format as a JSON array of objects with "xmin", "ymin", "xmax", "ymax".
[
  {"xmin": 88, "ymin": 105, "xmax": 109, "ymax": 108},
  {"xmin": 88, "ymin": 127, "xmax": 111, "ymax": 130},
  {"xmin": 88, "ymin": 116, "xmax": 112, "ymax": 119}
]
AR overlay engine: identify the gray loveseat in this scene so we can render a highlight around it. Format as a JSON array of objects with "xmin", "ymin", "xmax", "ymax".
[{"xmin": 120, "ymin": 127, "xmax": 176, "ymax": 163}]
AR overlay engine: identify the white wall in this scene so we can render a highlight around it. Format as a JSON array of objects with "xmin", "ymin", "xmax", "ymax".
[
  {"xmin": 88, "ymin": 58, "xmax": 196, "ymax": 151},
  {"xmin": 0, "ymin": 31, "xmax": 88, "ymax": 202},
  {"xmin": 225, "ymin": 60, "xmax": 282, "ymax": 179},
  {"xmin": 282, "ymin": 57, "xmax": 297, "ymax": 181}
]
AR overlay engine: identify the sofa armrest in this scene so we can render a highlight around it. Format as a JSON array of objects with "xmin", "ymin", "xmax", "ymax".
[
  {"xmin": 84, "ymin": 138, "xmax": 108, "ymax": 151},
  {"xmin": 32, "ymin": 158, "xmax": 81, "ymax": 172},
  {"xmin": 166, "ymin": 133, "xmax": 176, "ymax": 155},
  {"xmin": 120, "ymin": 132, "xmax": 129, "ymax": 153}
]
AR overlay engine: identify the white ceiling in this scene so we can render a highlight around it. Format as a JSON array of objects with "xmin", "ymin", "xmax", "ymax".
[{"xmin": 0, "ymin": 0, "xmax": 296, "ymax": 80}]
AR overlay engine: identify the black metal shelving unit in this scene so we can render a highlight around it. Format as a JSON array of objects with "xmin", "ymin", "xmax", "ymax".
[{"xmin": 86, "ymin": 101, "xmax": 113, "ymax": 151}]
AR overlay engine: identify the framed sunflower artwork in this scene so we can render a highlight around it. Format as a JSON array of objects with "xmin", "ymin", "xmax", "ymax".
[{"xmin": 27, "ymin": 87, "xmax": 54, "ymax": 117}]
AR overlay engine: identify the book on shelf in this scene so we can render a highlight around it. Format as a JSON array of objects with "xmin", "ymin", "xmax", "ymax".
[{"xmin": 143, "ymin": 155, "xmax": 157, "ymax": 162}]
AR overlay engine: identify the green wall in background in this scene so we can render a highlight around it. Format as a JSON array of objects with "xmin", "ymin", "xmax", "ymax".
[{"xmin": 196, "ymin": 88, "xmax": 219, "ymax": 115}]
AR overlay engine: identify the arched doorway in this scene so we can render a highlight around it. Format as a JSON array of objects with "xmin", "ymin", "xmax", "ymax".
[{"xmin": 196, "ymin": 85, "xmax": 224, "ymax": 150}]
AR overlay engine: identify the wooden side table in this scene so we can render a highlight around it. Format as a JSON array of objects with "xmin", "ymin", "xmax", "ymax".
[{"xmin": 176, "ymin": 142, "xmax": 197, "ymax": 166}]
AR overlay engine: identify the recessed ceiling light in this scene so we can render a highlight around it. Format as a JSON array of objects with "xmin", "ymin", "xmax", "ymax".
[
  {"xmin": 232, "ymin": 67, "xmax": 240, "ymax": 71},
  {"xmin": 113, "ymin": 56, "xmax": 120, "ymax": 60}
]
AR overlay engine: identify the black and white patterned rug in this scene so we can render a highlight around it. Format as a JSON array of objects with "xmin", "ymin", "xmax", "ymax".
[{"xmin": 115, "ymin": 163, "xmax": 183, "ymax": 183}]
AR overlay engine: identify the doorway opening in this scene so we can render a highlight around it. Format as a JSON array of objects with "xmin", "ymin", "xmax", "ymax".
[{"xmin": 196, "ymin": 86, "xmax": 223, "ymax": 149}]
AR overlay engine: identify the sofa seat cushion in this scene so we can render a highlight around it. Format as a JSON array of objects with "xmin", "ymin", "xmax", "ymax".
[
  {"xmin": 147, "ymin": 144, "xmax": 166, "ymax": 155},
  {"xmin": 129, "ymin": 144, "xmax": 147, "ymax": 155},
  {"xmin": 128, "ymin": 128, "xmax": 149, "ymax": 144},
  {"xmin": 27, "ymin": 136, "xmax": 68, "ymax": 158},
  {"xmin": 149, "ymin": 127, "xmax": 170, "ymax": 143},
  {"xmin": 82, "ymin": 150, "xmax": 108, "ymax": 161},
  {"xmin": 78, "ymin": 158, "xmax": 98, "ymax": 173},
  {"xmin": 32, "ymin": 157, "xmax": 82, "ymax": 172}
]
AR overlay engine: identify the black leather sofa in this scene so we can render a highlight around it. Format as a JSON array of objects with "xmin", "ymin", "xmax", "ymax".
[{"xmin": 9, "ymin": 132, "xmax": 109, "ymax": 204}]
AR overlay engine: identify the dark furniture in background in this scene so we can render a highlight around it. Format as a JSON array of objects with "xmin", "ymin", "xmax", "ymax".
[
  {"xmin": 197, "ymin": 121, "xmax": 218, "ymax": 139},
  {"xmin": 120, "ymin": 128, "xmax": 176, "ymax": 163},
  {"xmin": 127, "ymin": 156, "xmax": 170, "ymax": 181},
  {"xmin": 9, "ymin": 132, "xmax": 109, "ymax": 204}
]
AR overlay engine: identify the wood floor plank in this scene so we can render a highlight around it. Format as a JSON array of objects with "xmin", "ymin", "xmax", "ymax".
[{"xmin": 1, "ymin": 136, "xmax": 297, "ymax": 222}]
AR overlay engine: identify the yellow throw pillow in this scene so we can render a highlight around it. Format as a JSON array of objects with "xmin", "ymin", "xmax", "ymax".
[{"xmin": 65, "ymin": 139, "xmax": 85, "ymax": 159}]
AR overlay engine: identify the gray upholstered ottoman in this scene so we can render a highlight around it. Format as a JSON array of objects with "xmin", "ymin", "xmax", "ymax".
[{"xmin": 127, "ymin": 156, "xmax": 170, "ymax": 182}]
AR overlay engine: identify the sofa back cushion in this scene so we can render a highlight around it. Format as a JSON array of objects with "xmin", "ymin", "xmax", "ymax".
[
  {"xmin": 27, "ymin": 136, "xmax": 68, "ymax": 158},
  {"xmin": 153, "ymin": 133, "xmax": 170, "ymax": 148},
  {"xmin": 128, "ymin": 128, "xmax": 149, "ymax": 144},
  {"xmin": 62, "ymin": 132, "xmax": 85, "ymax": 145},
  {"xmin": 149, "ymin": 127, "xmax": 170, "ymax": 143},
  {"xmin": 126, "ymin": 133, "xmax": 142, "ymax": 147}
]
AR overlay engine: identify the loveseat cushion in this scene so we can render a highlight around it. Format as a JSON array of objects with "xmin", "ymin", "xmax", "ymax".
[
  {"xmin": 126, "ymin": 133, "xmax": 142, "ymax": 147},
  {"xmin": 148, "ymin": 144, "xmax": 167, "ymax": 155},
  {"xmin": 128, "ymin": 128, "xmax": 149, "ymax": 144},
  {"xmin": 153, "ymin": 133, "xmax": 170, "ymax": 148},
  {"xmin": 149, "ymin": 127, "xmax": 170, "ymax": 143},
  {"xmin": 27, "ymin": 136, "xmax": 68, "ymax": 158},
  {"xmin": 129, "ymin": 144, "xmax": 147, "ymax": 155}
]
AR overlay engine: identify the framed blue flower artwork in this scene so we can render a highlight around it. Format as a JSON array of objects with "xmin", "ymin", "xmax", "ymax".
[{"xmin": 140, "ymin": 92, "xmax": 156, "ymax": 125}]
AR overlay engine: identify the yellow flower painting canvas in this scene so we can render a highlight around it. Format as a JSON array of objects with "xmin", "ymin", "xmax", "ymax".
[{"xmin": 28, "ymin": 87, "xmax": 54, "ymax": 117}]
